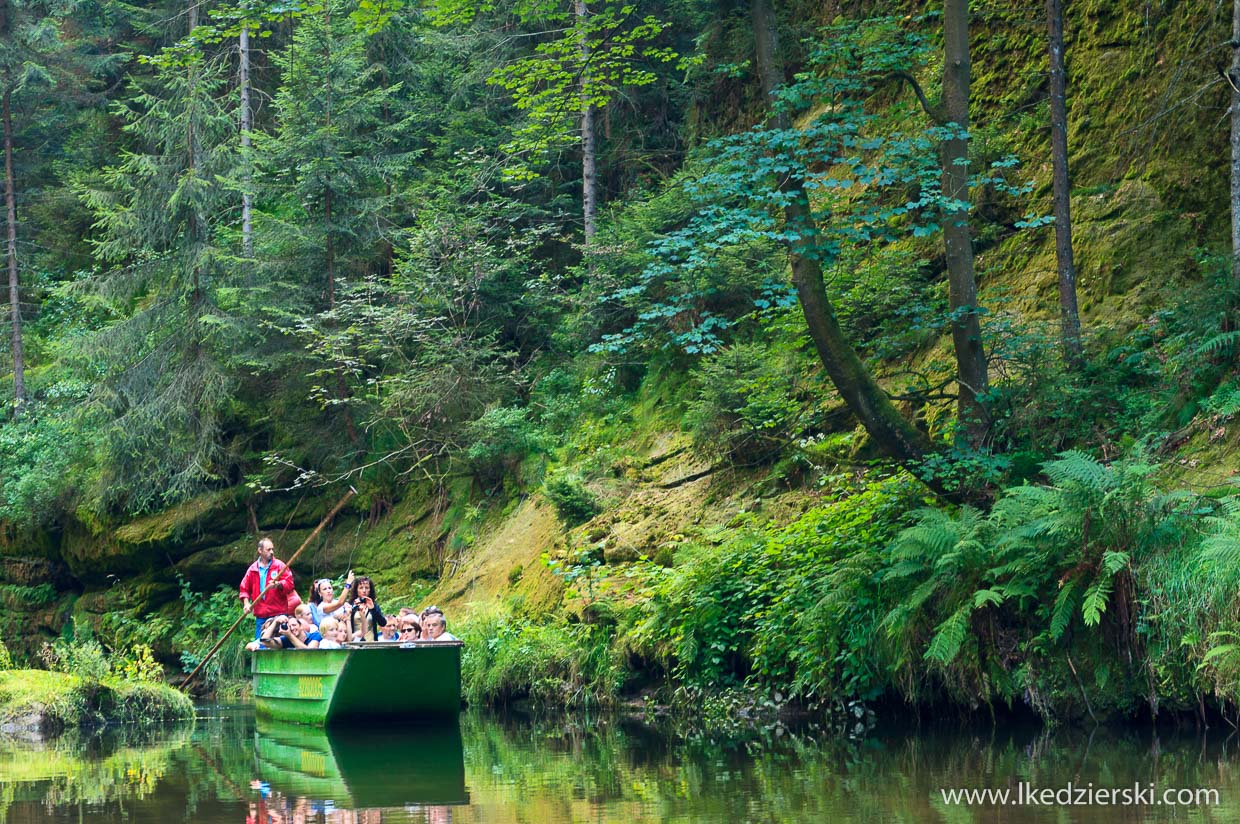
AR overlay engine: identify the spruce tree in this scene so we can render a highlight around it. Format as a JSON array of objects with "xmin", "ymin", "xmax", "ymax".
[{"xmin": 74, "ymin": 37, "xmax": 243, "ymax": 513}]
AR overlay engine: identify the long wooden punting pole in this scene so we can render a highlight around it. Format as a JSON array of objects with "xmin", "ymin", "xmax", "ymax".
[{"xmin": 179, "ymin": 486, "xmax": 357, "ymax": 691}]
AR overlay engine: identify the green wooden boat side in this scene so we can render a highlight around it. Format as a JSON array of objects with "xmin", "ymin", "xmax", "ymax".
[{"xmin": 252, "ymin": 642, "xmax": 462, "ymax": 725}]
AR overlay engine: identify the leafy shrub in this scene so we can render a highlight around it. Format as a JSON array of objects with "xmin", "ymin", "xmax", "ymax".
[
  {"xmin": 625, "ymin": 474, "xmax": 920, "ymax": 693},
  {"xmin": 112, "ymin": 644, "xmax": 164, "ymax": 684},
  {"xmin": 542, "ymin": 476, "xmax": 601, "ymax": 525},
  {"xmin": 462, "ymin": 406, "xmax": 550, "ymax": 488},
  {"xmin": 879, "ymin": 450, "xmax": 1206, "ymax": 714},
  {"xmin": 39, "ymin": 635, "xmax": 110, "ymax": 684},
  {"xmin": 0, "ymin": 403, "xmax": 84, "ymax": 526},
  {"xmin": 0, "ymin": 638, "xmax": 12, "ymax": 670},
  {"xmin": 172, "ymin": 578, "xmax": 250, "ymax": 688},
  {"xmin": 457, "ymin": 607, "xmax": 624, "ymax": 707},
  {"xmin": 683, "ymin": 343, "xmax": 803, "ymax": 465}
]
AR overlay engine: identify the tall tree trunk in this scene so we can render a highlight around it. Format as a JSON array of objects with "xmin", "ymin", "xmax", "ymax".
[
  {"xmin": 2, "ymin": 88, "xmax": 23, "ymax": 416},
  {"xmin": 575, "ymin": 0, "xmax": 597, "ymax": 243},
  {"xmin": 1231, "ymin": 0, "xmax": 1240, "ymax": 290},
  {"xmin": 750, "ymin": 0, "xmax": 931, "ymax": 468},
  {"xmin": 1047, "ymin": 0, "xmax": 1082, "ymax": 365},
  {"xmin": 941, "ymin": 0, "xmax": 990, "ymax": 447},
  {"xmin": 325, "ymin": 188, "xmax": 335, "ymax": 309},
  {"xmin": 187, "ymin": 1, "xmax": 202, "ymax": 307},
  {"xmin": 239, "ymin": 23, "xmax": 253, "ymax": 259}
]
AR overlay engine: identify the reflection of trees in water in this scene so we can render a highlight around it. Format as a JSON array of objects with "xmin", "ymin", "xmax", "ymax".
[
  {"xmin": 11, "ymin": 709, "xmax": 1240, "ymax": 821},
  {"xmin": 455, "ymin": 713, "xmax": 1240, "ymax": 822},
  {"xmin": 0, "ymin": 721, "xmax": 193, "ymax": 812},
  {"xmin": 0, "ymin": 708, "xmax": 251, "ymax": 821}
]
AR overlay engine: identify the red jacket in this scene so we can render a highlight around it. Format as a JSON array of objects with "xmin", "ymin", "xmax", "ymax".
[{"xmin": 239, "ymin": 558, "xmax": 295, "ymax": 619}]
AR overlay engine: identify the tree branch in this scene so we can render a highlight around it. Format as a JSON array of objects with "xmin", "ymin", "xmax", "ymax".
[{"xmin": 888, "ymin": 71, "xmax": 943, "ymax": 124}]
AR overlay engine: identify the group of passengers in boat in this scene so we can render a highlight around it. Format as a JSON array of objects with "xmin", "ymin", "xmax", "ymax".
[{"xmin": 239, "ymin": 535, "xmax": 459, "ymax": 650}]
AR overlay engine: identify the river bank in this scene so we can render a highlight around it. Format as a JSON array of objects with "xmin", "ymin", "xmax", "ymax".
[{"xmin": 0, "ymin": 669, "xmax": 193, "ymax": 737}]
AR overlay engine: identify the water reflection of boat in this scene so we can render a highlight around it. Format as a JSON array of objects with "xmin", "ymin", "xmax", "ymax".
[
  {"xmin": 251, "ymin": 642, "xmax": 462, "ymax": 725},
  {"xmin": 253, "ymin": 719, "xmax": 469, "ymax": 810}
]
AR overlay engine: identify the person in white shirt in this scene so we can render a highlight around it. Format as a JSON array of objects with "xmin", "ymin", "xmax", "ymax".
[{"xmin": 422, "ymin": 612, "xmax": 458, "ymax": 642}]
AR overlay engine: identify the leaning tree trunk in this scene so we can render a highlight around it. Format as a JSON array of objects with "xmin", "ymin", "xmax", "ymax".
[
  {"xmin": 750, "ymin": 0, "xmax": 932, "ymax": 469},
  {"xmin": 941, "ymin": 0, "xmax": 990, "ymax": 447},
  {"xmin": 1047, "ymin": 0, "xmax": 1082, "ymax": 365},
  {"xmin": 576, "ymin": 0, "xmax": 597, "ymax": 243},
  {"xmin": 2, "ymin": 87, "xmax": 23, "ymax": 416}
]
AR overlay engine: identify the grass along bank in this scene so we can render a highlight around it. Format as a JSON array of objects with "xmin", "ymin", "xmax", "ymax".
[
  {"xmin": 0, "ymin": 636, "xmax": 192, "ymax": 736},
  {"xmin": 0, "ymin": 670, "xmax": 192, "ymax": 735}
]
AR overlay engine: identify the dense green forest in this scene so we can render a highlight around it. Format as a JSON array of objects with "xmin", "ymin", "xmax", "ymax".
[{"xmin": 2, "ymin": 0, "xmax": 1240, "ymax": 723}]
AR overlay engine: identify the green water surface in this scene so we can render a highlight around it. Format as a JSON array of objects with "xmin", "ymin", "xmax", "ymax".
[{"xmin": 1, "ymin": 705, "xmax": 1239, "ymax": 822}]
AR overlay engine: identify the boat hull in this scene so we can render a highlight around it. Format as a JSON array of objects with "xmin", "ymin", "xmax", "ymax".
[{"xmin": 252, "ymin": 642, "xmax": 462, "ymax": 725}]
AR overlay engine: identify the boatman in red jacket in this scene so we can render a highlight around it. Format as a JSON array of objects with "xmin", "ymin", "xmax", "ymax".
[{"xmin": 239, "ymin": 536, "xmax": 295, "ymax": 640}]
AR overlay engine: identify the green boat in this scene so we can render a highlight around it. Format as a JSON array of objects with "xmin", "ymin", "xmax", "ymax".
[
  {"xmin": 251, "ymin": 641, "xmax": 463, "ymax": 725},
  {"xmin": 254, "ymin": 719, "xmax": 469, "ymax": 808}
]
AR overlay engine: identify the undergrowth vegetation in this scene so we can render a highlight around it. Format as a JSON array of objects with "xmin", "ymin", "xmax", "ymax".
[{"xmin": 460, "ymin": 449, "xmax": 1240, "ymax": 724}]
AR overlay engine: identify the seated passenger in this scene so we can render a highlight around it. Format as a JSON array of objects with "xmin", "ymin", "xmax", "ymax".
[
  {"xmin": 308, "ymin": 571, "xmax": 355, "ymax": 625},
  {"xmin": 378, "ymin": 621, "xmax": 400, "ymax": 641},
  {"xmin": 297, "ymin": 608, "xmax": 323, "ymax": 648},
  {"xmin": 398, "ymin": 615, "xmax": 422, "ymax": 641},
  {"xmin": 246, "ymin": 615, "xmax": 311, "ymax": 650},
  {"xmin": 347, "ymin": 576, "xmax": 388, "ymax": 641},
  {"xmin": 294, "ymin": 603, "xmax": 317, "ymax": 629},
  {"xmin": 422, "ymin": 612, "xmax": 458, "ymax": 642},
  {"xmin": 317, "ymin": 618, "xmax": 343, "ymax": 649}
]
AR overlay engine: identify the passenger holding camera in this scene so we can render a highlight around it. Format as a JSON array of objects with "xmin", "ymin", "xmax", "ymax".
[
  {"xmin": 246, "ymin": 613, "xmax": 319, "ymax": 650},
  {"xmin": 347, "ymin": 576, "xmax": 388, "ymax": 641}
]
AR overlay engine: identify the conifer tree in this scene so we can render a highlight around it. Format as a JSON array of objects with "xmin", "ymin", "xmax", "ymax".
[
  {"xmin": 0, "ymin": 0, "xmax": 122, "ymax": 415},
  {"xmin": 74, "ymin": 24, "xmax": 243, "ymax": 513},
  {"xmin": 259, "ymin": 0, "xmax": 404, "ymax": 310},
  {"xmin": 258, "ymin": 0, "xmax": 409, "ymax": 446}
]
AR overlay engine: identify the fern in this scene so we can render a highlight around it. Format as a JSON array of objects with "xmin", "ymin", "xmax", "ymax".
[
  {"xmin": 925, "ymin": 605, "xmax": 971, "ymax": 664},
  {"xmin": 1041, "ymin": 450, "xmax": 1108, "ymax": 492},
  {"xmin": 1081, "ymin": 576, "xmax": 1113, "ymax": 627},
  {"xmin": 972, "ymin": 589, "xmax": 1004, "ymax": 609},
  {"xmin": 1192, "ymin": 330, "xmax": 1240, "ymax": 358},
  {"xmin": 1102, "ymin": 551, "xmax": 1129, "ymax": 575},
  {"xmin": 1049, "ymin": 580, "xmax": 1079, "ymax": 640},
  {"xmin": 1200, "ymin": 629, "xmax": 1240, "ymax": 669}
]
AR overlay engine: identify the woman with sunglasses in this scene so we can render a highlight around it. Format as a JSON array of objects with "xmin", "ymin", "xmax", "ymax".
[{"xmin": 308, "ymin": 570, "xmax": 355, "ymax": 626}]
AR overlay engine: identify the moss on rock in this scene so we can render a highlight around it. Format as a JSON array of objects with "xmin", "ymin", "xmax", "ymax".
[{"xmin": 0, "ymin": 670, "xmax": 192, "ymax": 736}]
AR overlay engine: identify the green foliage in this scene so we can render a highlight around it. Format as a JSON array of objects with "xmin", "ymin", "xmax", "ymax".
[
  {"xmin": 0, "ymin": 402, "xmax": 84, "ymax": 526},
  {"xmin": 626, "ymin": 475, "xmax": 920, "ymax": 695},
  {"xmin": 427, "ymin": 0, "xmax": 680, "ymax": 181},
  {"xmin": 457, "ymin": 606, "xmax": 625, "ymax": 707},
  {"xmin": 39, "ymin": 634, "xmax": 110, "ymax": 685},
  {"xmin": 172, "ymin": 579, "xmax": 249, "ymax": 688},
  {"xmin": 683, "ymin": 342, "xmax": 803, "ymax": 465},
  {"xmin": 0, "ymin": 582, "xmax": 59, "ymax": 608},
  {"xmin": 542, "ymin": 475, "xmax": 600, "ymax": 526},
  {"xmin": 463, "ymin": 406, "xmax": 550, "ymax": 488},
  {"xmin": 111, "ymin": 644, "xmax": 165, "ymax": 685},
  {"xmin": 0, "ymin": 638, "xmax": 12, "ymax": 671}
]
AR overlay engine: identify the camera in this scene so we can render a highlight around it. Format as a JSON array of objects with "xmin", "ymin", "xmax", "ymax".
[{"xmin": 277, "ymin": 619, "xmax": 289, "ymax": 631}]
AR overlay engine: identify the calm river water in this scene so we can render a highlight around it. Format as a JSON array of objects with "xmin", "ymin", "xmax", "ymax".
[{"xmin": 2, "ymin": 704, "xmax": 1240, "ymax": 822}]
